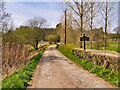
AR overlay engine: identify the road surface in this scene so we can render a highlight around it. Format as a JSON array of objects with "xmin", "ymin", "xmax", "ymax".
[{"xmin": 28, "ymin": 45, "xmax": 114, "ymax": 88}]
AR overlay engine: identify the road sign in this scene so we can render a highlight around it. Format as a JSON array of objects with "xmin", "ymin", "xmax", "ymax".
[
  {"xmin": 80, "ymin": 34, "xmax": 89, "ymax": 50},
  {"xmin": 80, "ymin": 35, "xmax": 89, "ymax": 41}
]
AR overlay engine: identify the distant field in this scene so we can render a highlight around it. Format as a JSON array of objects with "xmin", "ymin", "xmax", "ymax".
[{"xmin": 86, "ymin": 40, "xmax": 119, "ymax": 53}]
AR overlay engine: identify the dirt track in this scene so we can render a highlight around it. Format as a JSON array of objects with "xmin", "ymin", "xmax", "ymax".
[{"xmin": 28, "ymin": 45, "xmax": 114, "ymax": 88}]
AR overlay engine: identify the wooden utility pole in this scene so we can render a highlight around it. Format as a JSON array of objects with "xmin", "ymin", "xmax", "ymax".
[{"xmin": 64, "ymin": 9, "xmax": 67, "ymax": 45}]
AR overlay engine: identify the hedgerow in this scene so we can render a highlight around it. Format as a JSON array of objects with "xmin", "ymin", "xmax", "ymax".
[
  {"xmin": 2, "ymin": 46, "xmax": 47, "ymax": 89},
  {"xmin": 57, "ymin": 44, "xmax": 119, "ymax": 87}
]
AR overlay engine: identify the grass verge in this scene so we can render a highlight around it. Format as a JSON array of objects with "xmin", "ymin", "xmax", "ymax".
[
  {"xmin": 86, "ymin": 41, "xmax": 119, "ymax": 52},
  {"xmin": 2, "ymin": 46, "xmax": 47, "ymax": 89},
  {"xmin": 57, "ymin": 44, "xmax": 119, "ymax": 87}
]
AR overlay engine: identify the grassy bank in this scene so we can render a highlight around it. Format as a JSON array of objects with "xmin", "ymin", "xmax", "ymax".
[
  {"xmin": 2, "ymin": 46, "xmax": 47, "ymax": 89},
  {"xmin": 57, "ymin": 44, "xmax": 119, "ymax": 87},
  {"xmin": 86, "ymin": 41, "xmax": 119, "ymax": 52}
]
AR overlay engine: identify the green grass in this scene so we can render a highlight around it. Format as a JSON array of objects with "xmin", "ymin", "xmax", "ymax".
[
  {"xmin": 106, "ymin": 41, "xmax": 119, "ymax": 52},
  {"xmin": 2, "ymin": 46, "xmax": 47, "ymax": 89},
  {"xmin": 57, "ymin": 44, "xmax": 119, "ymax": 87},
  {"xmin": 86, "ymin": 41, "xmax": 119, "ymax": 52}
]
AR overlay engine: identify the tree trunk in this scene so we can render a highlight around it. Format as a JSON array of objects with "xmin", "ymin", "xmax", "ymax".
[
  {"xmin": 90, "ymin": 3, "xmax": 93, "ymax": 49},
  {"xmin": 104, "ymin": 2, "xmax": 108, "ymax": 50},
  {"xmin": 34, "ymin": 41, "xmax": 39, "ymax": 50},
  {"xmin": 116, "ymin": 38, "xmax": 117, "ymax": 41},
  {"xmin": 80, "ymin": 1, "xmax": 83, "ymax": 48}
]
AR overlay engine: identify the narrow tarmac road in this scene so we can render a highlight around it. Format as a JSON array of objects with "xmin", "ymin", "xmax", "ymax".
[{"xmin": 28, "ymin": 45, "xmax": 114, "ymax": 88}]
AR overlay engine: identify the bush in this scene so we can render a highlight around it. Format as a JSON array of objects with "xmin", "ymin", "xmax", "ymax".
[
  {"xmin": 58, "ymin": 44, "xmax": 78, "ymax": 55},
  {"xmin": 90, "ymin": 65, "xmax": 103, "ymax": 74},
  {"xmin": 94, "ymin": 40, "xmax": 104, "ymax": 50},
  {"xmin": 46, "ymin": 34, "xmax": 60, "ymax": 43}
]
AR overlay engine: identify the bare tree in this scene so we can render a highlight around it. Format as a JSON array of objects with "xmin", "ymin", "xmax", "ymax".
[
  {"xmin": 63, "ymin": 0, "xmax": 92, "ymax": 48},
  {"xmin": 0, "ymin": 1, "xmax": 12, "ymax": 33},
  {"xmin": 27, "ymin": 16, "xmax": 47, "ymax": 28},
  {"xmin": 97, "ymin": 2, "xmax": 116, "ymax": 49},
  {"xmin": 85, "ymin": 2, "xmax": 100, "ymax": 49},
  {"xmin": 113, "ymin": 27, "xmax": 120, "ymax": 41},
  {"xmin": 26, "ymin": 16, "xmax": 48, "ymax": 50}
]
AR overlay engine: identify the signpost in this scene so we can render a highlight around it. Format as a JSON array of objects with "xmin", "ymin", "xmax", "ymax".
[{"xmin": 80, "ymin": 34, "xmax": 89, "ymax": 50}]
